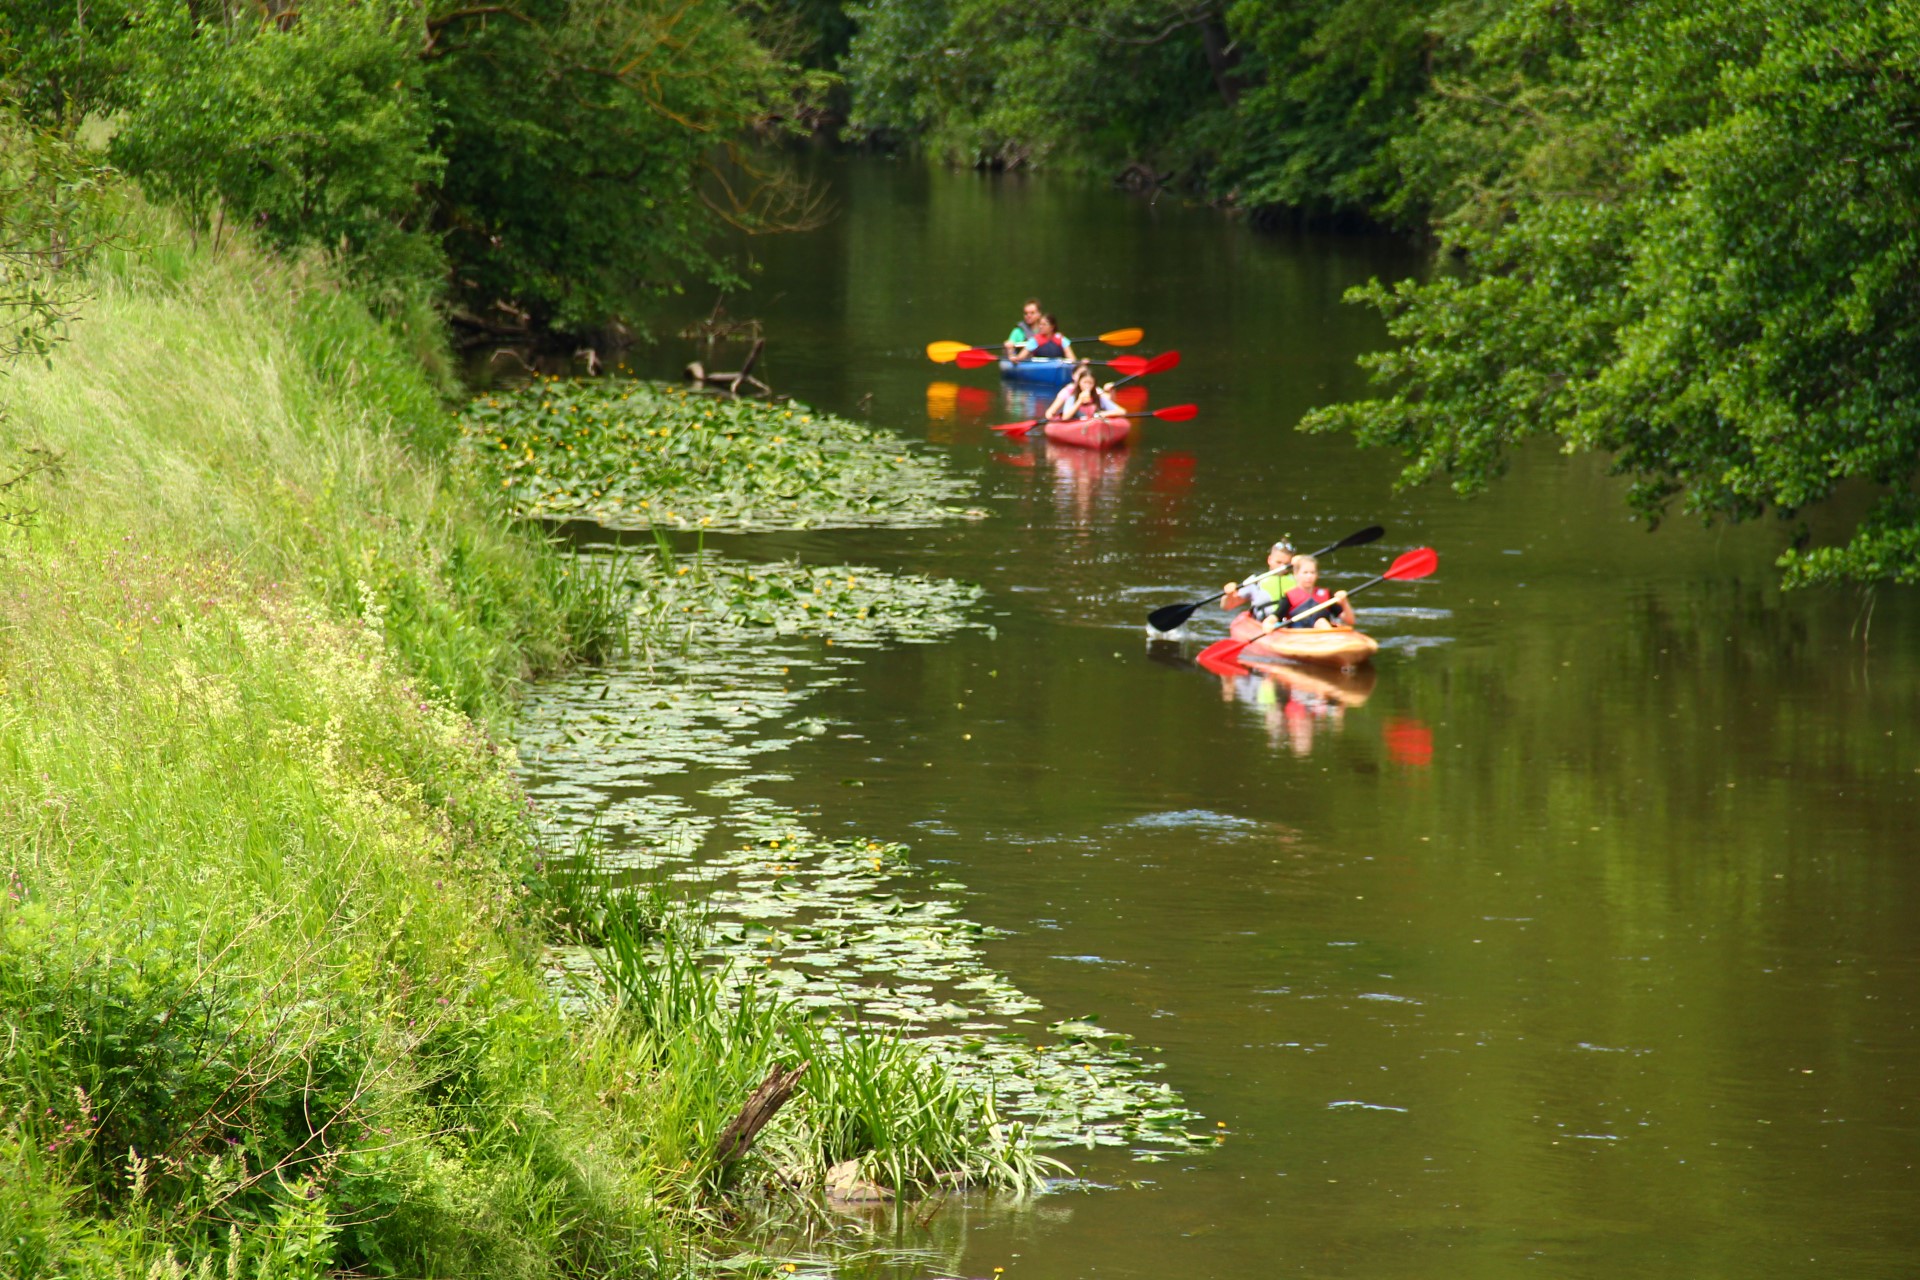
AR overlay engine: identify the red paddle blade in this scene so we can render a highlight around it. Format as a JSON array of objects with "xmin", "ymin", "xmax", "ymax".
[
  {"xmin": 954, "ymin": 347, "xmax": 1000, "ymax": 369},
  {"xmin": 1107, "ymin": 355, "xmax": 1149, "ymax": 377},
  {"xmin": 1152, "ymin": 403, "xmax": 1198, "ymax": 422},
  {"xmin": 1383, "ymin": 547, "xmax": 1438, "ymax": 580},
  {"xmin": 989, "ymin": 418, "xmax": 1041, "ymax": 436},
  {"xmin": 1144, "ymin": 350, "xmax": 1181, "ymax": 375},
  {"xmin": 1197, "ymin": 638, "xmax": 1250, "ymax": 666}
]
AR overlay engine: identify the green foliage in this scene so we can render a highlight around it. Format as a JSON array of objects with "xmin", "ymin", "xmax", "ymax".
[
  {"xmin": 0, "ymin": 109, "xmax": 112, "ymax": 368},
  {"xmin": 1218, "ymin": 0, "xmax": 1454, "ymax": 221},
  {"xmin": 1305, "ymin": 0, "xmax": 1920, "ymax": 586},
  {"xmin": 9, "ymin": 0, "xmax": 813, "ymax": 331},
  {"xmin": 421, "ymin": 0, "xmax": 806, "ymax": 330},
  {"xmin": 841, "ymin": 0, "xmax": 1228, "ymax": 172},
  {"xmin": 459, "ymin": 379, "xmax": 974, "ymax": 531},
  {"xmin": 0, "ymin": 0, "xmax": 143, "ymax": 127},
  {"xmin": 108, "ymin": 0, "xmax": 446, "ymax": 314}
]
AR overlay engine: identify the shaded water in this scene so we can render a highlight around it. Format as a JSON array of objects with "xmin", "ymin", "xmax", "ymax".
[{"xmin": 579, "ymin": 159, "xmax": 1920, "ymax": 1277}]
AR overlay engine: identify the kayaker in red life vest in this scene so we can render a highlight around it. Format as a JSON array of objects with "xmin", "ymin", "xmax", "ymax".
[
  {"xmin": 1002, "ymin": 298, "xmax": 1044, "ymax": 357},
  {"xmin": 1010, "ymin": 314, "xmax": 1072, "ymax": 362},
  {"xmin": 1263, "ymin": 555, "xmax": 1355, "ymax": 631},
  {"xmin": 1044, "ymin": 362, "xmax": 1120, "ymax": 421}
]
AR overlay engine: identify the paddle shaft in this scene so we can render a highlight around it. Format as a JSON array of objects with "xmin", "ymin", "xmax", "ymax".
[{"xmin": 993, "ymin": 405, "xmax": 1192, "ymax": 437}]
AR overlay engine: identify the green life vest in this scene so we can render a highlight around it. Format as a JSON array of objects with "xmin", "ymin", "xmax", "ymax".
[{"xmin": 1248, "ymin": 570, "xmax": 1297, "ymax": 619}]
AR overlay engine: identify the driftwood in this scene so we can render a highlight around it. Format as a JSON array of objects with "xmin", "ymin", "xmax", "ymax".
[
  {"xmin": 712, "ymin": 1060, "xmax": 808, "ymax": 1165},
  {"xmin": 684, "ymin": 336, "xmax": 769, "ymax": 396}
]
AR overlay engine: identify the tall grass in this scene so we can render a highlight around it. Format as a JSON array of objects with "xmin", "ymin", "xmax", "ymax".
[
  {"xmin": 4, "ymin": 196, "xmax": 622, "ymax": 720},
  {"xmin": 562, "ymin": 878, "xmax": 1065, "ymax": 1201},
  {"xmin": 0, "ymin": 191, "xmax": 652, "ymax": 1277}
]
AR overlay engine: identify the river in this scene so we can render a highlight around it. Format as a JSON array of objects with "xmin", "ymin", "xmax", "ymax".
[{"xmin": 565, "ymin": 157, "xmax": 1920, "ymax": 1278}]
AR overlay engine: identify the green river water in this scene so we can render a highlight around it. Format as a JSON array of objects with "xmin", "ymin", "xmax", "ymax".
[{"xmin": 530, "ymin": 158, "xmax": 1920, "ymax": 1278}]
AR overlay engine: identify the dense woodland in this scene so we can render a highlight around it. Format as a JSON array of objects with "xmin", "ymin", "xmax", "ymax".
[{"xmin": 4, "ymin": 0, "xmax": 1918, "ymax": 586}]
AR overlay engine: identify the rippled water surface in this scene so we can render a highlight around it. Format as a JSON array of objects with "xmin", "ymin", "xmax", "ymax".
[{"xmin": 552, "ymin": 157, "xmax": 1920, "ymax": 1279}]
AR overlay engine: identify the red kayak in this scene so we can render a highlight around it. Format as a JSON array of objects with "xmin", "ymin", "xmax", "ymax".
[{"xmin": 1042, "ymin": 416, "xmax": 1131, "ymax": 450}]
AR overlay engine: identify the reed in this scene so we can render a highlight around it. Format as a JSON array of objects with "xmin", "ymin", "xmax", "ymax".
[{"xmin": 576, "ymin": 880, "xmax": 1063, "ymax": 1200}]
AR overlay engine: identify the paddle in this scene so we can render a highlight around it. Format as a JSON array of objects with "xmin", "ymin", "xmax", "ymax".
[
  {"xmin": 989, "ymin": 403, "xmax": 1198, "ymax": 437},
  {"xmin": 1195, "ymin": 547, "xmax": 1437, "ymax": 665},
  {"xmin": 1146, "ymin": 525, "xmax": 1385, "ymax": 633},
  {"xmin": 1107, "ymin": 350, "xmax": 1181, "ymax": 384},
  {"xmin": 926, "ymin": 327, "xmax": 1142, "ymax": 364},
  {"xmin": 952, "ymin": 346, "xmax": 1173, "ymax": 371}
]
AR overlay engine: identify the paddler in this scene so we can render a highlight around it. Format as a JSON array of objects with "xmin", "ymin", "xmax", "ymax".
[
  {"xmin": 1261, "ymin": 555, "xmax": 1355, "ymax": 631},
  {"xmin": 1043, "ymin": 361, "xmax": 1120, "ymax": 421},
  {"xmin": 1009, "ymin": 314, "xmax": 1072, "ymax": 363},
  {"xmin": 1220, "ymin": 538, "xmax": 1297, "ymax": 623},
  {"xmin": 1002, "ymin": 298, "xmax": 1044, "ymax": 358}
]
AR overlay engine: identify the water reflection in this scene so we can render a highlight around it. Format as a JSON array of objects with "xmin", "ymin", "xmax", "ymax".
[
  {"xmin": 1043, "ymin": 441, "xmax": 1130, "ymax": 529},
  {"xmin": 1201, "ymin": 649, "xmax": 1376, "ymax": 754},
  {"xmin": 596, "ymin": 157, "xmax": 1920, "ymax": 1280}
]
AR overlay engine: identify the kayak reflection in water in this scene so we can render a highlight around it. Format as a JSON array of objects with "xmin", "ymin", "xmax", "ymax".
[
  {"xmin": 1259, "ymin": 554, "xmax": 1354, "ymax": 631},
  {"xmin": 1044, "ymin": 362, "xmax": 1120, "ymax": 421},
  {"xmin": 1220, "ymin": 537, "xmax": 1297, "ymax": 623},
  {"xmin": 1212, "ymin": 658, "xmax": 1368, "ymax": 754}
]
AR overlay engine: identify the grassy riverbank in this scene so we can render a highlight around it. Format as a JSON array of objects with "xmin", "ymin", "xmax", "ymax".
[{"xmin": 0, "ymin": 198, "xmax": 1035, "ymax": 1278}]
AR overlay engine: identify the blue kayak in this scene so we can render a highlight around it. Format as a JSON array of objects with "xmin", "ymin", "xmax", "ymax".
[{"xmin": 999, "ymin": 357, "xmax": 1075, "ymax": 387}]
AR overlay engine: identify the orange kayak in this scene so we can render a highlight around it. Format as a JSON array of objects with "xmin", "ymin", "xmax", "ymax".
[
  {"xmin": 1229, "ymin": 612, "xmax": 1379, "ymax": 670},
  {"xmin": 1042, "ymin": 416, "xmax": 1131, "ymax": 450}
]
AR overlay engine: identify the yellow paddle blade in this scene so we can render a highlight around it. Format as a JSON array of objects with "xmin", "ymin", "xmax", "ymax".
[
  {"xmin": 926, "ymin": 340, "xmax": 971, "ymax": 363},
  {"xmin": 1098, "ymin": 327, "xmax": 1144, "ymax": 347}
]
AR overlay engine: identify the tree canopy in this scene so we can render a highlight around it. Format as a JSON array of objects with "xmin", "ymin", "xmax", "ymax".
[
  {"xmin": 828, "ymin": 0, "xmax": 1920, "ymax": 586},
  {"xmin": 1302, "ymin": 0, "xmax": 1920, "ymax": 587},
  {"xmin": 3, "ymin": 0, "xmax": 816, "ymax": 331}
]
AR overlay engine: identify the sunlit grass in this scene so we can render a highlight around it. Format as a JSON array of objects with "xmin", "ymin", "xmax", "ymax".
[{"xmin": 0, "ymin": 183, "xmax": 1042, "ymax": 1279}]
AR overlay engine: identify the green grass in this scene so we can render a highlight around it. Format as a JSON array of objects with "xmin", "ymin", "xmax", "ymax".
[
  {"xmin": 7, "ymin": 197, "xmax": 622, "ymax": 722},
  {"xmin": 567, "ymin": 880, "xmax": 1065, "ymax": 1200},
  {"xmin": 0, "ymin": 178, "xmax": 1045, "ymax": 1279}
]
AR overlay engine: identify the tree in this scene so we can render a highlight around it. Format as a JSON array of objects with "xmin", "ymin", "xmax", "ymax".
[
  {"xmin": 841, "ymin": 0, "xmax": 1228, "ymax": 173},
  {"xmin": 1304, "ymin": 0, "xmax": 1920, "ymax": 587},
  {"xmin": 9, "ymin": 0, "xmax": 816, "ymax": 332}
]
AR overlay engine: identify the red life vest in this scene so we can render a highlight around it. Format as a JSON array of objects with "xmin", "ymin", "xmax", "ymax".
[
  {"xmin": 1280, "ymin": 586, "xmax": 1334, "ymax": 627},
  {"xmin": 1026, "ymin": 334, "xmax": 1067, "ymax": 358}
]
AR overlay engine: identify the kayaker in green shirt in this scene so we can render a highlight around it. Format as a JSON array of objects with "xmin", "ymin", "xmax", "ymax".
[
  {"xmin": 1221, "ymin": 538, "xmax": 1297, "ymax": 622},
  {"xmin": 1003, "ymin": 298, "xmax": 1044, "ymax": 358}
]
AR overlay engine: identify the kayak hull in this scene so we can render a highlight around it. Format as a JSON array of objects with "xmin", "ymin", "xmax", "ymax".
[
  {"xmin": 1229, "ymin": 612, "xmax": 1378, "ymax": 670},
  {"xmin": 999, "ymin": 357, "xmax": 1075, "ymax": 386},
  {"xmin": 1042, "ymin": 416, "xmax": 1131, "ymax": 450}
]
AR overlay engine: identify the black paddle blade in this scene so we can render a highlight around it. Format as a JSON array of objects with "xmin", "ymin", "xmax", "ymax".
[
  {"xmin": 1306, "ymin": 524, "xmax": 1384, "ymax": 558},
  {"xmin": 1148, "ymin": 600, "xmax": 1202, "ymax": 633}
]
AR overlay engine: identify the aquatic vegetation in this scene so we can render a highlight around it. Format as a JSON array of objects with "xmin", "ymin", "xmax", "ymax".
[
  {"xmin": 550, "ymin": 880, "xmax": 1067, "ymax": 1196},
  {"xmin": 460, "ymin": 380, "xmax": 978, "ymax": 532},
  {"xmin": 517, "ymin": 548, "xmax": 1207, "ymax": 1172}
]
